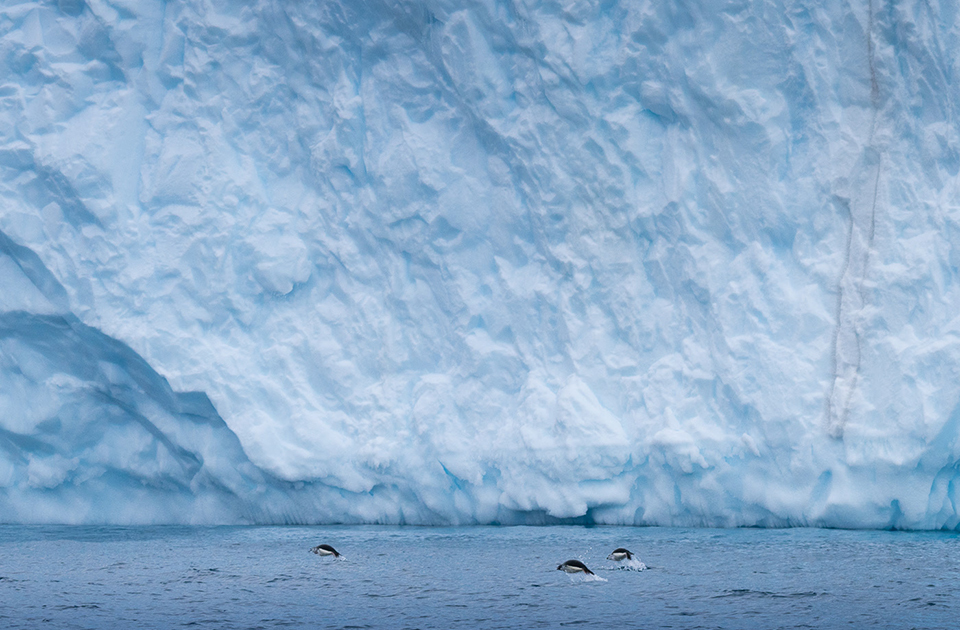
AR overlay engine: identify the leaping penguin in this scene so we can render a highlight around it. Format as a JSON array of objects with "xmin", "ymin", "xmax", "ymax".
[
  {"xmin": 557, "ymin": 559, "xmax": 594, "ymax": 575},
  {"xmin": 310, "ymin": 544, "xmax": 340, "ymax": 558},
  {"xmin": 607, "ymin": 548, "xmax": 634, "ymax": 561}
]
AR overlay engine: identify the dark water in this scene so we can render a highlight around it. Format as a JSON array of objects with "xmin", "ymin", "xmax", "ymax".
[{"xmin": 0, "ymin": 525, "xmax": 957, "ymax": 629}]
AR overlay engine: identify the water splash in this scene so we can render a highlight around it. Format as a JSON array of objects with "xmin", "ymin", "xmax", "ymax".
[{"xmin": 620, "ymin": 558, "xmax": 647, "ymax": 571}]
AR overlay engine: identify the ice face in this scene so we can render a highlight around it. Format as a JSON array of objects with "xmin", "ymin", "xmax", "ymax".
[{"xmin": 1, "ymin": 0, "xmax": 960, "ymax": 527}]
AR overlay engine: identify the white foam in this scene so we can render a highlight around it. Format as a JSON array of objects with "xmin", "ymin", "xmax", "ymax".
[{"xmin": 621, "ymin": 558, "xmax": 647, "ymax": 572}]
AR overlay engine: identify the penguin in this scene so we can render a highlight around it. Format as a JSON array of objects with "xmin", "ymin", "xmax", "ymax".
[
  {"xmin": 607, "ymin": 548, "xmax": 634, "ymax": 561},
  {"xmin": 310, "ymin": 544, "xmax": 340, "ymax": 558},
  {"xmin": 557, "ymin": 559, "xmax": 595, "ymax": 575}
]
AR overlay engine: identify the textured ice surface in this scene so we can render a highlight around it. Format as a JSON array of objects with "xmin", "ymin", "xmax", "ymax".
[{"xmin": 2, "ymin": 0, "xmax": 960, "ymax": 526}]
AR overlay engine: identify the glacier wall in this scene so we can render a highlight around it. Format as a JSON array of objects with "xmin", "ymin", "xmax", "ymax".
[{"xmin": 2, "ymin": 0, "xmax": 960, "ymax": 527}]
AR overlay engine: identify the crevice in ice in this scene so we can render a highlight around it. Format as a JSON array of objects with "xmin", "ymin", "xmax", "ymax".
[
  {"xmin": 826, "ymin": 0, "xmax": 883, "ymax": 439},
  {"xmin": 867, "ymin": 0, "xmax": 880, "ymax": 110},
  {"xmin": 88, "ymin": 388, "xmax": 204, "ymax": 478},
  {"xmin": 25, "ymin": 160, "xmax": 104, "ymax": 229},
  {"xmin": 0, "ymin": 230, "xmax": 70, "ymax": 313},
  {"xmin": 826, "ymin": 196, "xmax": 854, "ymax": 437},
  {"xmin": 0, "ymin": 427, "xmax": 54, "ymax": 462}
]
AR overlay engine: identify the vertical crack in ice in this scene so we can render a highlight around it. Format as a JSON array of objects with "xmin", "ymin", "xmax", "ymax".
[
  {"xmin": 826, "ymin": 0, "xmax": 882, "ymax": 439},
  {"xmin": 826, "ymin": 195, "xmax": 855, "ymax": 436}
]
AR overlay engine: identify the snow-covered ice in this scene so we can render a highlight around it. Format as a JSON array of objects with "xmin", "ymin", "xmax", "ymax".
[{"xmin": 2, "ymin": 0, "xmax": 960, "ymax": 527}]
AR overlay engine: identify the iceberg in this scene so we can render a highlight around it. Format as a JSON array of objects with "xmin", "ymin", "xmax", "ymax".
[{"xmin": 1, "ymin": 0, "xmax": 960, "ymax": 527}]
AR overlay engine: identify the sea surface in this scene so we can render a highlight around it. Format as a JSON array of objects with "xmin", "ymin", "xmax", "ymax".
[{"xmin": 0, "ymin": 525, "xmax": 956, "ymax": 629}]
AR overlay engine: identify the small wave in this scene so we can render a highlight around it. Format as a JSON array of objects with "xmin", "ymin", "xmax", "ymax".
[
  {"xmin": 603, "ymin": 558, "xmax": 646, "ymax": 571},
  {"xmin": 713, "ymin": 589, "xmax": 822, "ymax": 599}
]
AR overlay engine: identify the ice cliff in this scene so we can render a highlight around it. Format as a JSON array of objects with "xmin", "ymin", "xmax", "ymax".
[{"xmin": 2, "ymin": 0, "xmax": 960, "ymax": 527}]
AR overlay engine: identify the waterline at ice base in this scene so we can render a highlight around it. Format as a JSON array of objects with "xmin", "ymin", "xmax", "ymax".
[{"xmin": 2, "ymin": 0, "xmax": 960, "ymax": 528}]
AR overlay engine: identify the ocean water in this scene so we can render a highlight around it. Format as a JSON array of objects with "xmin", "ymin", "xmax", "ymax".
[{"xmin": 0, "ymin": 526, "xmax": 956, "ymax": 629}]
